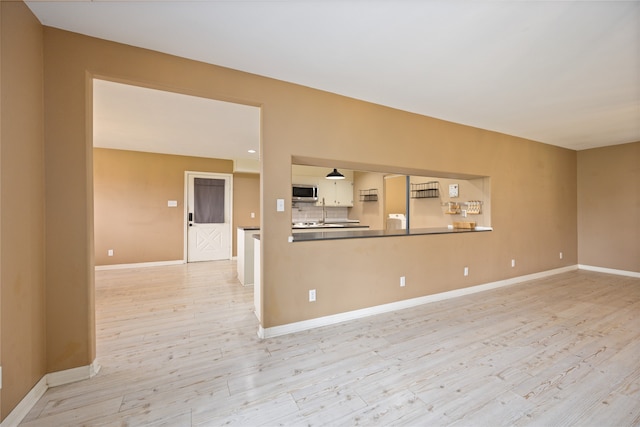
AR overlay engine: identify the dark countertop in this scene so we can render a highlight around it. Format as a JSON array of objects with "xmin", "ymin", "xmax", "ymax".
[
  {"xmin": 237, "ymin": 226, "xmax": 260, "ymax": 231},
  {"xmin": 291, "ymin": 227, "xmax": 492, "ymax": 242},
  {"xmin": 291, "ymin": 224, "xmax": 370, "ymax": 230}
]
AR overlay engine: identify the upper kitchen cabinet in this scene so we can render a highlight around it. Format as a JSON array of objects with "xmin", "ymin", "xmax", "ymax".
[
  {"xmin": 317, "ymin": 180, "xmax": 354, "ymax": 207},
  {"xmin": 291, "ymin": 175, "xmax": 319, "ymax": 186},
  {"xmin": 335, "ymin": 180, "xmax": 354, "ymax": 206}
]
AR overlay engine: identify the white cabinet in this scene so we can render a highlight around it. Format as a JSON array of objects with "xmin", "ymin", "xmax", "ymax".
[
  {"xmin": 316, "ymin": 180, "xmax": 334, "ymax": 205},
  {"xmin": 291, "ymin": 175, "xmax": 319, "ymax": 186},
  {"xmin": 253, "ymin": 236, "xmax": 261, "ymax": 323},
  {"xmin": 317, "ymin": 180, "xmax": 353, "ymax": 207},
  {"xmin": 335, "ymin": 180, "xmax": 354, "ymax": 206},
  {"xmin": 237, "ymin": 227, "xmax": 259, "ymax": 285}
]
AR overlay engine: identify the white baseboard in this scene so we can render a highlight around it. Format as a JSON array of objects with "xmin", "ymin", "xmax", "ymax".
[
  {"xmin": 0, "ymin": 361, "xmax": 100, "ymax": 427},
  {"xmin": 46, "ymin": 360, "xmax": 101, "ymax": 387},
  {"xmin": 95, "ymin": 260, "xmax": 185, "ymax": 271},
  {"xmin": 578, "ymin": 264, "xmax": 640, "ymax": 278},
  {"xmin": 260, "ymin": 265, "xmax": 579, "ymax": 339},
  {"xmin": 0, "ymin": 376, "xmax": 47, "ymax": 427}
]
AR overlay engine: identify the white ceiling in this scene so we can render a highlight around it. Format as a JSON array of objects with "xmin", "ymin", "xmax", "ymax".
[
  {"xmin": 28, "ymin": 0, "xmax": 640, "ymax": 154},
  {"xmin": 93, "ymin": 79, "xmax": 261, "ymax": 161}
]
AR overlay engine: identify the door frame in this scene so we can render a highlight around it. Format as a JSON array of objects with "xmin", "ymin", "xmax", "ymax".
[{"xmin": 183, "ymin": 171, "xmax": 234, "ymax": 262}]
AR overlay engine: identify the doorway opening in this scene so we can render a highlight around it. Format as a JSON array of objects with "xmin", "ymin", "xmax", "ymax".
[
  {"xmin": 92, "ymin": 78, "xmax": 260, "ymax": 268},
  {"xmin": 92, "ymin": 78, "xmax": 261, "ymax": 364}
]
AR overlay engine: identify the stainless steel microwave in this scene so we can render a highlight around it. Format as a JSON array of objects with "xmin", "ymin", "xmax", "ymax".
[{"xmin": 292, "ymin": 184, "xmax": 318, "ymax": 202}]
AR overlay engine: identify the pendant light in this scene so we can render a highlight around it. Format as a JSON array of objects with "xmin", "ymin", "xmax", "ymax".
[{"xmin": 326, "ymin": 168, "xmax": 345, "ymax": 180}]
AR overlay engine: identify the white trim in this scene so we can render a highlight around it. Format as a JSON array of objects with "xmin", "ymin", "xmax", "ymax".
[
  {"xmin": 184, "ymin": 172, "xmax": 189, "ymax": 261},
  {"xmin": 0, "ymin": 376, "xmax": 47, "ymax": 427},
  {"xmin": 1, "ymin": 361, "xmax": 101, "ymax": 427},
  {"xmin": 46, "ymin": 361, "xmax": 101, "ymax": 387},
  {"xmin": 95, "ymin": 260, "xmax": 185, "ymax": 271},
  {"xmin": 578, "ymin": 264, "xmax": 640, "ymax": 278},
  {"xmin": 260, "ymin": 265, "xmax": 578, "ymax": 339}
]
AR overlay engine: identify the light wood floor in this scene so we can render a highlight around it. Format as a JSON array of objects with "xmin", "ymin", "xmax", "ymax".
[{"xmin": 21, "ymin": 262, "xmax": 640, "ymax": 426}]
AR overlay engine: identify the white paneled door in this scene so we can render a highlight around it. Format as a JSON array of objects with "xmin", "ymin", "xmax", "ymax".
[{"xmin": 186, "ymin": 172, "xmax": 232, "ymax": 262}]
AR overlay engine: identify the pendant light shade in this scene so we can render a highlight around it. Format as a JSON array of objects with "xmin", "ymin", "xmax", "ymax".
[{"xmin": 326, "ymin": 168, "xmax": 345, "ymax": 180}]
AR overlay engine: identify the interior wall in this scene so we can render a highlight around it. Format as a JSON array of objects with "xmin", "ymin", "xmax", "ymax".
[
  {"xmin": 384, "ymin": 175, "xmax": 407, "ymax": 222},
  {"xmin": 93, "ymin": 148, "xmax": 234, "ymax": 265},
  {"xmin": 409, "ymin": 176, "xmax": 489, "ymax": 229},
  {"xmin": 279, "ymin": 118, "xmax": 576, "ymax": 328},
  {"xmin": 0, "ymin": 2, "xmax": 46, "ymax": 420},
  {"xmin": 0, "ymin": 3, "xmax": 3, "ymax": 417},
  {"xmin": 351, "ymin": 171, "xmax": 385, "ymax": 230},
  {"xmin": 232, "ymin": 172, "xmax": 260, "ymax": 256},
  {"xmin": 577, "ymin": 141, "xmax": 639, "ymax": 272},
  {"xmin": 42, "ymin": 26, "xmax": 578, "ymax": 374}
]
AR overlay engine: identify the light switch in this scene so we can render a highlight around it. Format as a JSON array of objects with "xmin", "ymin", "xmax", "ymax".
[
  {"xmin": 276, "ymin": 199, "xmax": 285, "ymax": 212},
  {"xmin": 167, "ymin": 200, "xmax": 178, "ymax": 207}
]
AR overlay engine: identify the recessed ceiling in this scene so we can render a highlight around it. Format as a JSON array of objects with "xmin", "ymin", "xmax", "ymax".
[
  {"xmin": 29, "ymin": 1, "xmax": 640, "ymax": 151},
  {"xmin": 93, "ymin": 79, "xmax": 260, "ymax": 161}
]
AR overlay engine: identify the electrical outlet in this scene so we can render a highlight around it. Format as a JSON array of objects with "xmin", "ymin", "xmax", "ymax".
[
  {"xmin": 309, "ymin": 289, "xmax": 316, "ymax": 302},
  {"xmin": 108, "ymin": 249, "xmax": 114, "ymax": 257},
  {"xmin": 400, "ymin": 276, "xmax": 406, "ymax": 287},
  {"xmin": 464, "ymin": 267, "xmax": 469, "ymax": 276},
  {"xmin": 511, "ymin": 259, "xmax": 516, "ymax": 267},
  {"xmin": 250, "ymin": 212, "xmax": 255, "ymax": 218},
  {"xmin": 559, "ymin": 252, "xmax": 563, "ymax": 259}
]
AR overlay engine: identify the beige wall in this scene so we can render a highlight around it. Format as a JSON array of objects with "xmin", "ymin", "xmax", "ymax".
[
  {"xmin": 0, "ymin": 16, "xmax": 586, "ymax": 417},
  {"xmin": 93, "ymin": 148, "xmax": 236, "ymax": 265},
  {"xmin": 232, "ymin": 172, "xmax": 261, "ymax": 251},
  {"xmin": 1, "ymin": 4, "xmax": 4, "ymax": 416},
  {"xmin": 2, "ymin": 4, "xmax": 637, "ymax": 421},
  {"xmin": 351, "ymin": 171, "xmax": 385, "ymax": 230},
  {"xmin": 577, "ymin": 142, "xmax": 639, "ymax": 272},
  {"xmin": 42, "ymin": 27, "xmax": 578, "ymax": 335},
  {"xmin": 409, "ymin": 176, "xmax": 489, "ymax": 229},
  {"xmin": 384, "ymin": 175, "xmax": 407, "ymax": 221},
  {"xmin": 0, "ymin": 2, "xmax": 46, "ymax": 420}
]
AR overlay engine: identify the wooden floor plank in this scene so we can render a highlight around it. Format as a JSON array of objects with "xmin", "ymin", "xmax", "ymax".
[{"xmin": 20, "ymin": 263, "xmax": 640, "ymax": 426}]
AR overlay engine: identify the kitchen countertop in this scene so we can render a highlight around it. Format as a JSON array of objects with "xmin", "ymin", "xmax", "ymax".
[
  {"xmin": 237, "ymin": 226, "xmax": 260, "ymax": 230},
  {"xmin": 291, "ymin": 226, "xmax": 492, "ymax": 241},
  {"xmin": 291, "ymin": 223, "xmax": 369, "ymax": 230}
]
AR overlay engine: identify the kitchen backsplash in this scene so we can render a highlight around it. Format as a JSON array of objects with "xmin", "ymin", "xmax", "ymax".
[{"xmin": 292, "ymin": 205, "xmax": 349, "ymax": 223}]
